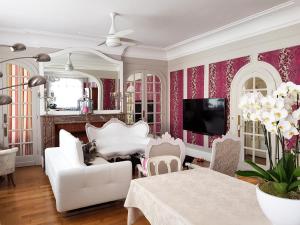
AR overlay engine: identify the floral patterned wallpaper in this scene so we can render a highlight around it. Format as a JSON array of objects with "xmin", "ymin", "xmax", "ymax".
[
  {"xmin": 187, "ymin": 65, "xmax": 204, "ymax": 146},
  {"xmin": 170, "ymin": 70, "xmax": 183, "ymax": 139}
]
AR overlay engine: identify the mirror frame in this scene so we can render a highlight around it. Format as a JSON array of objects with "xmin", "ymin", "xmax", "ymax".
[{"xmin": 39, "ymin": 47, "xmax": 123, "ymax": 115}]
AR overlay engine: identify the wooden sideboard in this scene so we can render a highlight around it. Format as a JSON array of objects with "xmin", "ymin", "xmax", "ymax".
[{"xmin": 41, "ymin": 113, "xmax": 125, "ymax": 151}]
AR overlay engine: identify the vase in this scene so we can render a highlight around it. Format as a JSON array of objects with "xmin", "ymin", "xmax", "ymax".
[{"xmin": 256, "ymin": 185, "xmax": 300, "ymax": 225}]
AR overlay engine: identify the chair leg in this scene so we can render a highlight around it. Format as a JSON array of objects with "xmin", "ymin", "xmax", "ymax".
[
  {"xmin": 0, "ymin": 176, "xmax": 5, "ymax": 184},
  {"xmin": 7, "ymin": 174, "xmax": 16, "ymax": 187}
]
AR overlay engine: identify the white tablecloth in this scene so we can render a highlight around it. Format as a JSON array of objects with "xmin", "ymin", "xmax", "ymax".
[{"xmin": 124, "ymin": 167, "xmax": 270, "ymax": 225}]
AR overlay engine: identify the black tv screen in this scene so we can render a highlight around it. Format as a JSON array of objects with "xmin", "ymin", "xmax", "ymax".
[{"xmin": 183, "ymin": 98, "xmax": 226, "ymax": 135}]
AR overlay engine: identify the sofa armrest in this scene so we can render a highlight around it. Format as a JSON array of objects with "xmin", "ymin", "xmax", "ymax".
[{"xmin": 56, "ymin": 160, "xmax": 132, "ymax": 193}]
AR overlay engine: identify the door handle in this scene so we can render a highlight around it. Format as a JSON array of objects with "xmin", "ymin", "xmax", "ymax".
[{"xmin": 3, "ymin": 113, "xmax": 7, "ymax": 137}]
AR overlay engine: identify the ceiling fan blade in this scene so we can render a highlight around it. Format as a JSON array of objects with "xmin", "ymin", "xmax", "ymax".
[
  {"xmin": 120, "ymin": 38, "xmax": 140, "ymax": 45},
  {"xmin": 97, "ymin": 40, "xmax": 106, "ymax": 46},
  {"xmin": 114, "ymin": 29, "xmax": 134, "ymax": 37}
]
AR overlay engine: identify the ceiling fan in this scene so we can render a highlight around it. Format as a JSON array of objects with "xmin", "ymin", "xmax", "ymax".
[{"xmin": 98, "ymin": 12, "xmax": 138, "ymax": 47}]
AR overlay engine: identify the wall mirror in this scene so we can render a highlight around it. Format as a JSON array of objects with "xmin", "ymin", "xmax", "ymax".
[{"xmin": 39, "ymin": 48, "xmax": 123, "ymax": 114}]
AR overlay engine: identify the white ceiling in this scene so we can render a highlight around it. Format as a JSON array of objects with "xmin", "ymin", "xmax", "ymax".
[{"xmin": 0, "ymin": 0, "xmax": 291, "ymax": 48}]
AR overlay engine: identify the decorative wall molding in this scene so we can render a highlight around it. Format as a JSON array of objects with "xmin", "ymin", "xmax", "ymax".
[{"xmin": 166, "ymin": 1, "xmax": 300, "ymax": 60}]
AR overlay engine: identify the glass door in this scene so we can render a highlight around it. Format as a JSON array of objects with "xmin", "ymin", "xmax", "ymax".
[
  {"xmin": 126, "ymin": 72, "xmax": 162, "ymax": 136},
  {"xmin": 240, "ymin": 77, "xmax": 269, "ymax": 169},
  {"xmin": 0, "ymin": 63, "xmax": 38, "ymax": 166}
]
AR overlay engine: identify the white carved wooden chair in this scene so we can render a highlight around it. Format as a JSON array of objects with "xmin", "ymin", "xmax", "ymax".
[
  {"xmin": 0, "ymin": 147, "xmax": 18, "ymax": 186},
  {"xmin": 137, "ymin": 132, "xmax": 185, "ymax": 177},
  {"xmin": 146, "ymin": 155, "xmax": 181, "ymax": 176},
  {"xmin": 210, "ymin": 135, "xmax": 241, "ymax": 176}
]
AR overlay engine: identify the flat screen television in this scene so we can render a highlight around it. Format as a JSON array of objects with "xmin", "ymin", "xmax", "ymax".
[{"xmin": 183, "ymin": 98, "xmax": 226, "ymax": 135}]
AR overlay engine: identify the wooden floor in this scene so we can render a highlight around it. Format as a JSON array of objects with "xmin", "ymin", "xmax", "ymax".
[{"xmin": 0, "ymin": 166, "xmax": 150, "ymax": 225}]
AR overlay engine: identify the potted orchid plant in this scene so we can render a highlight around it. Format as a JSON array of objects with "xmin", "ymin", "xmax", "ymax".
[{"xmin": 236, "ymin": 82, "xmax": 300, "ymax": 225}]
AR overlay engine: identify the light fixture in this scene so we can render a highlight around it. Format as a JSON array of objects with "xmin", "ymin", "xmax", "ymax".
[
  {"xmin": 0, "ymin": 95, "xmax": 12, "ymax": 105},
  {"xmin": 0, "ymin": 43, "xmax": 26, "ymax": 52},
  {"xmin": 65, "ymin": 53, "xmax": 74, "ymax": 71},
  {"xmin": 0, "ymin": 75, "xmax": 46, "ymax": 91},
  {"xmin": 0, "ymin": 53, "xmax": 51, "ymax": 63},
  {"xmin": 0, "ymin": 42, "xmax": 51, "ymax": 105}
]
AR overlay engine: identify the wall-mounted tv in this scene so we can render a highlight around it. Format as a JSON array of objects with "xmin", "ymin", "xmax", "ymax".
[{"xmin": 183, "ymin": 98, "xmax": 226, "ymax": 136}]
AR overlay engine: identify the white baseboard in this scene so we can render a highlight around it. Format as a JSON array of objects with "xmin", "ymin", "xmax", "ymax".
[{"xmin": 185, "ymin": 143, "xmax": 212, "ymax": 162}]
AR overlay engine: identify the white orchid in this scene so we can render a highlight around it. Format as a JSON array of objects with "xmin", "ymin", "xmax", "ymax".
[
  {"xmin": 292, "ymin": 108, "xmax": 300, "ymax": 121},
  {"xmin": 265, "ymin": 122, "xmax": 278, "ymax": 134},
  {"xmin": 272, "ymin": 108, "xmax": 288, "ymax": 121},
  {"xmin": 274, "ymin": 97, "xmax": 285, "ymax": 109},
  {"xmin": 283, "ymin": 127, "xmax": 299, "ymax": 139},
  {"xmin": 249, "ymin": 110, "xmax": 261, "ymax": 121},
  {"xmin": 261, "ymin": 96, "xmax": 276, "ymax": 110},
  {"xmin": 277, "ymin": 120, "xmax": 292, "ymax": 133},
  {"xmin": 273, "ymin": 83, "xmax": 288, "ymax": 97},
  {"xmin": 286, "ymin": 115, "xmax": 298, "ymax": 127},
  {"xmin": 239, "ymin": 95, "xmax": 250, "ymax": 109},
  {"xmin": 261, "ymin": 111, "xmax": 276, "ymax": 124}
]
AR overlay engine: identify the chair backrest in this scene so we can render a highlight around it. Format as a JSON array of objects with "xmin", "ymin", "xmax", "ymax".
[
  {"xmin": 0, "ymin": 147, "xmax": 18, "ymax": 176},
  {"xmin": 210, "ymin": 135, "xmax": 241, "ymax": 176},
  {"xmin": 145, "ymin": 132, "xmax": 185, "ymax": 174},
  {"xmin": 145, "ymin": 132, "xmax": 185, "ymax": 162},
  {"xmin": 147, "ymin": 155, "xmax": 181, "ymax": 176}
]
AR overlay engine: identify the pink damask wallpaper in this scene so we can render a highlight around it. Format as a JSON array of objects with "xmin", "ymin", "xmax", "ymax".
[
  {"xmin": 258, "ymin": 45, "xmax": 300, "ymax": 84},
  {"xmin": 170, "ymin": 70, "xmax": 184, "ymax": 139},
  {"xmin": 208, "ymin": 56, "xmax": 250, "ymax": 146},
  {"xmin": 187, "ymin": 65, "xmax": 204, "ymax": 146},
  {"xmin": 101, "ymin": 78, "xmax": 116, "ymax": 110}
]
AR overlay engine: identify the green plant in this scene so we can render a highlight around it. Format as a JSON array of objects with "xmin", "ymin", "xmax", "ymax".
[{"xmin": 236, "ymin": 153, "xmax": 300, "ymax": 199}]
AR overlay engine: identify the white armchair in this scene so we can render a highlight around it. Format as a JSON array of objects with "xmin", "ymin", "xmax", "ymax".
[{"xmin": 0, "ymin": 147, "xmax": 18, "ymax": 186}]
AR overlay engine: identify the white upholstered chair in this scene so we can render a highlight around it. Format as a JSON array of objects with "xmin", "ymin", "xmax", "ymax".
[
  {"xmin": 146, "ymin": 155, "xmax": 181, "ymax": 176},
  {"xmin": 137, "ymin": 132, "xmax": 185, "ymax": 177},
  {"xmin": 210, "ymin": 135, "xmax": 241, "ymax": 176},
  {"xmin": 0, "ymin": 147, "xmax": 18, "ymax": 186}
]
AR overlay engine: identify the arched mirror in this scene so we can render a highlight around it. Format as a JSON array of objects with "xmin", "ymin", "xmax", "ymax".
[{"xmin": 39, "ymin": 48, "xmax": 123, "ymax": 114}]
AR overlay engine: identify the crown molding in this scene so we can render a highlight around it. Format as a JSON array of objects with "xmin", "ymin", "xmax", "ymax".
[{"xmin": 165, "ymin": 1, "xmax": 300, "ymax": 60}]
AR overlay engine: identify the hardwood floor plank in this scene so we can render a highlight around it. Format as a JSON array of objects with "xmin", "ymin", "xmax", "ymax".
[{"xmin": 0, "ymin": 166, "xmax": 149, "ymax": 225}]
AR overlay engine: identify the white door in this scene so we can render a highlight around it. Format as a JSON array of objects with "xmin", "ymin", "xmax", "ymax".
[
  {"xmin": 239, "ymin": 76, "xmax": 271, "ymax": 169},
  {"xmin": 0, "ymin": 62, "xmax": 39, "ymax": 167},
  {"xmin": 126, "ymin": 72, "xmax": 162, "ymax": 136},
  {"xmin": 230, "ymin": 62, "xmax": 281, "ymax": 170}
]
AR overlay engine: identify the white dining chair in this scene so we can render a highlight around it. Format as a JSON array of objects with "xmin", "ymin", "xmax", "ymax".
[
  {"xmin": 137, "ymin": 132, "xmax": 185, "ymax": 177},
  {"xmin": 210, "ymin": 135, "xmax": 241, "ymax": 176},
  {"xmin": 146, "ymin": 155, "xmax": 181, "ymax": 176},
  {"xmin": 0, "ymin": 147, "xmax": 18, "ymax": 186}
]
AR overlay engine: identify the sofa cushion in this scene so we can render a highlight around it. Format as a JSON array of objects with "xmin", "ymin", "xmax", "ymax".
[
  {"xmin": 92, "ymin": 157, "xmax": 109, "ymax": 165},
  {"xmin": 59, "ymin": 129, "xmax": 85, "ymax": 167}
]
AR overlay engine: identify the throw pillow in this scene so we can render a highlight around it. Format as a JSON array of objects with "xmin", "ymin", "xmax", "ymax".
[{"xmin": 82, "ymin": 140, "xmax": 98, "ymax": 166}]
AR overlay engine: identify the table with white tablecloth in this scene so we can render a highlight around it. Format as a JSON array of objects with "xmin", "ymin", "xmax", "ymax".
[{"xmin": 124, "ymin": 167, "xmax": 270, "ymax": 225}]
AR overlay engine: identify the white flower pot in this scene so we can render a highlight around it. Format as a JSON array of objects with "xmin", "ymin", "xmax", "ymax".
[{"xmin": 256, "ymin": 185, "xmax": 300, "ymax": 225}]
